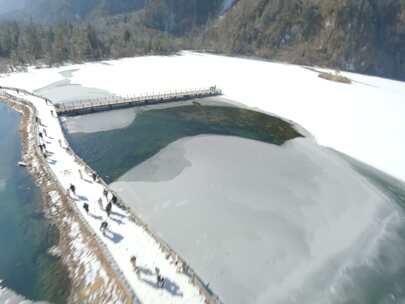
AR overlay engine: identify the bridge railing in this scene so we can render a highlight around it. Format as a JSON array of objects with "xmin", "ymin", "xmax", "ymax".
[{"xmin": 55, "ymin": 86, "xmax": 222, "ymax": 114}]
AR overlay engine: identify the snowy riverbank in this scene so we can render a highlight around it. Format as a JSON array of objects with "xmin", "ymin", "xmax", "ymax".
[{"xmin": 1, "ymin": 51, "xmax": 404, "ymax": 181}]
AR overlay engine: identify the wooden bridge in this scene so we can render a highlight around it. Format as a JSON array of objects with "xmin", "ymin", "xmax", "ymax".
[{"xmin": 55, "ymin": 86, "xmax": 222, "ymax": 116}]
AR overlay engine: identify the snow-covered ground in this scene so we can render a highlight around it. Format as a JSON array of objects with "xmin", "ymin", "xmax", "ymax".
[
  {"xmin": 110, "ymin": 135, "xmax": 399, "ymax": 304},
  {"xmin": 3, "ymin": 89, "xmax": 207, "ymax": 304},
  {"xmin": 1, "ymin": 51, "xmax": 404, "ymax": 182},
  {"xmin": 61, "ymin": 107, "xmax": 137, "ymax": 134}
]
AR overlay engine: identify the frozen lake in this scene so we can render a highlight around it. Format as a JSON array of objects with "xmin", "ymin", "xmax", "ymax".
[
  {"xmin": 64, "ymin": 102, "xmax": 405, "ymax": 304},
  {"xmin": 2, "ymin": 51, "xmax": 405, "ymax": 304},
  {"xmin": 34, "ymin": 69, "xmax": 115, "ymax": 104},
  {"xmin": 110, "ymin": 135, "xmax": 403, "ymax": 304}
]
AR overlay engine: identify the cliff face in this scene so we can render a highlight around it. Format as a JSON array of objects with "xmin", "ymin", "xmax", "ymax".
[{"xmin": 204, "ymin": 0, "xmax": 405, "ymax": 80}]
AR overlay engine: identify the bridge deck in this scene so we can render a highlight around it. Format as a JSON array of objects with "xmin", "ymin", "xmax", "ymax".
[{"xmin": 55, "ymin": 87, "xmax": 222, "ymax": 116}]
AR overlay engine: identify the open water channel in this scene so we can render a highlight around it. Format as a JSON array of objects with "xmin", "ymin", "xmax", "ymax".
[{"xmin": 0, "ymin": 103, "xmax": 70, "ymax": 304}]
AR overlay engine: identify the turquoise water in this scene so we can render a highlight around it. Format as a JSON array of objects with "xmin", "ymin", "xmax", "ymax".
[
  {"xmin": 65, "ymin": 104, "xmax": 301, "ymax": 183},
  {"xmin": 0, "ymin": 103, "xmax": 70, "ymax": 303}
]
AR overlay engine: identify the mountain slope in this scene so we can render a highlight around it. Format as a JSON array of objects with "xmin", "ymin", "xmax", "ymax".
[
  {"xmin": 142, "ymin": 0, "xmax": 223, "ymax": 34},
  {"xmin": 13, "ymin": 0, "xmax": 146, "ymax": 23},
  {"xmin": 0, "ymin": 0, "xmax": 24, "ymax": 14},
  {"xmin": 13, "ymin": 0, "xmax": 223, "ymax": 33},
  {"xmin": 203, "ymin": 0, "xmax": 405, "ymax": 80}
]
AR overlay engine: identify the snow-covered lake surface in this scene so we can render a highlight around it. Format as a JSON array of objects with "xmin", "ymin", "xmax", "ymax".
[
  {"xmin": 61, "ymin": 107, "xmax": 137, "ymax": 134},
  {"xmin": 1, "ymin": 51, "xmax": 404, "ymax": 181},
  {"xmin": 62, "ymin": 101, "xmax": 405, "ymax": 304},
  {"xmin": 1, "ymin": 52, "xmax": 405, "ymax": 304},
  {"xmin": 109, "ymin": 135, "xmax": 404, "ymax": 304}
]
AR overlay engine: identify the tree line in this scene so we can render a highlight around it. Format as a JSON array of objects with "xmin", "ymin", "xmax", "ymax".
[
  {"xmin": 0, "ymin": 0, "xmax": 225, "ymax": 70},
  {"xmin": 0, "ymin": 19, "xmax": 185, "ymax": 69}
]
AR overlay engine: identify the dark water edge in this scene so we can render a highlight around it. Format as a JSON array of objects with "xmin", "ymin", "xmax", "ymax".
[
  {"xmin": 65, "ymin": 103, "xmax": 302, "ymax": 183},
  {"xmin": 0, "ymin": 103, "xmax": 70, "ymax": 303}
]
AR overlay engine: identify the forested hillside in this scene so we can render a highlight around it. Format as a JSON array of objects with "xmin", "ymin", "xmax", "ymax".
[
  {"xmin": 20, "ymin": 0, "xmax": 146, "ymax": 23},
  {"xmin": 202, "ymin": 0, "xmax": 405, "ymax": 80},
  {"xmin": 142, "ymin": 0, "xmax": 223, "ymax": 34},
  {"xmin": 4, "ymin": 0, "xmax": 222, "ymax": 32},
  {"xmin": 0, "ymin": 0, "xmax": 223, "ymax": 68},
  {"xmin": 0, "ymin": 0, "xmax": 404, "ymax": 81}
]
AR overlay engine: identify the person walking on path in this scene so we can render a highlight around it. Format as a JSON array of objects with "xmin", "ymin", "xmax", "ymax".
[
  {"xmin": 39, "ymin": 144, "xmax": 46, "ymax": 154},
  {"xmin": 69, "ymin": 184, "xmax": 76, "ymax": 196},
  {"xmin": 103, "ymin": 189, "xmax": 109, "ymax": 199},
  {"xmin": 83, "ymin": 202, "xmax": 89, "ymax": 213},
  {"xmin": 130, "ymin": 256, "xmax": 138, "ymax": 272},
  {"xmin": 155, "ymin": 267, "xmax": 165, "ymax": 288},
  {"xmin": 92, "ymin": 173, "xmax": 97, "ymax": 182},
  {"xmin": 106, "ymin": 201, "xmax": 112, "ymax": 217},
  {"xmin": 100, "ymin": 220, "xmax": 108, "ymax": 235}
]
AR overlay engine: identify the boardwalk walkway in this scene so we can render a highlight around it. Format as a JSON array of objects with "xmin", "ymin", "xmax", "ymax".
[{"xmin": 56, "ymin": 87, "xmax": 222, "ymax": 116}]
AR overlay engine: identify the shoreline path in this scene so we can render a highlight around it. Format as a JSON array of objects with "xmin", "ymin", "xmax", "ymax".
[{"xmin": 4, "ymin": 89, "xmax": 210, "ymax": 304}]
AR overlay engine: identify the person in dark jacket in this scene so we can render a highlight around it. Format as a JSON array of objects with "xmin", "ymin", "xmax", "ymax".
[
  {"xmin": 106, "ymin": 202, "xmax": 112, "ymax": 217},
  {"xmin": 69, "ymin": 184, "xmax": 76, "ymax": 195},
  {"xmin": 83, "ymin": 202, "xmax": 89, "ymax": 213},
  {"xmin": 130, "ymin": 256, "xmax": 137, "ymax": 272},
  {"xmin": 100, "ymin": 221, "xmax": 108, "ymax": 234},
  {"xmin": 155, "ymin": 267, "xmax": 165, "ymax": 288}
]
